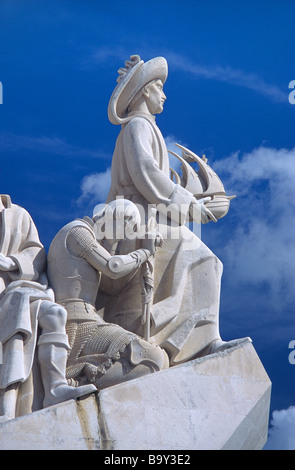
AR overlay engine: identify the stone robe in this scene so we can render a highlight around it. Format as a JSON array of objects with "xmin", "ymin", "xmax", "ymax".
[
  {"xmin": 103, "ymin": 113, "xmax": 223, "ymax": 365},
  {"xmin": 0, "ymin": 195, "xmax": 52, "ymax": 395}
]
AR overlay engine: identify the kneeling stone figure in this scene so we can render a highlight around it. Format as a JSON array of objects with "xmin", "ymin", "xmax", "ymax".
[{"xmin": 47, "ymin": 200, "xmax": 169, "ymax": 390}]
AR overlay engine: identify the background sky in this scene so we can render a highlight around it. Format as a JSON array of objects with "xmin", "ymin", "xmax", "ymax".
[{"xmin": 0, "ymin": 0, "xmax": 294, "ymax": 450}]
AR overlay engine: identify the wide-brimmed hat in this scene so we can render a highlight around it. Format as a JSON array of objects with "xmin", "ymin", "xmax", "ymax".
[{"xmin": 108, "ymin": 55, "xmax": 168, "ymax": 125}]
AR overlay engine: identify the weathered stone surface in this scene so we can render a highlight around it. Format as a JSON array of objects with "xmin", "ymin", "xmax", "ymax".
[
  {"xmin": 0, "ymin": 394, "xmax": 101, "ymax": 450},
  {"xmin": 0, "ymin": 339, "xmax": 271, "ymax": 450}
]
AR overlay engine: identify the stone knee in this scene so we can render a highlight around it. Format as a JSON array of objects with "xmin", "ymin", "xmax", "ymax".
[
  {"xmin": 128, "ymin": 338, "xmax": 169, "ymax": 372},
  {"xmin": 38, "ymin": 301, "xmax": 69, "ymax": 349},
  {"xmin": 38, "ymin": 300, "xmax": 68, "ymax": 335}
]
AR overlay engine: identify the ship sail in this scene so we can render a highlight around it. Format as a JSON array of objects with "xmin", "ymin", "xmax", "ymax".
[{"xmin": 169, "ymin": 143, "xmax": 235, "ymax": 220}]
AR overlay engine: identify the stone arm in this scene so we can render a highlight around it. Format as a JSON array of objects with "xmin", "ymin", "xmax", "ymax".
[
  {"xmin": 0, "ymin": 254, "xmax": 17, "ymax": 272},
  {"xmin": 123, "ymin": 118, "xmax": 197, "ymax": 224},
  {"xmin": 66, "ymin": 226, "xmax": 151, "ymax": 280},
  {"xmin": 0, "ymin": 208, "xmax": 46, "ymax": 281},
  {"xmin": 123, "ymin": 118, "xmax": 216, "ymax": 224}
]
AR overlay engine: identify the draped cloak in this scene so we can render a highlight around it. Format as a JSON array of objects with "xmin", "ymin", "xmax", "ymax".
[
  {"xmin": 103, "ymin": 113, "xmax": 223, "ymax": 364},
  {"xmin": 0, "ymin": 195, "xmax": 52, "ymax": 412}
]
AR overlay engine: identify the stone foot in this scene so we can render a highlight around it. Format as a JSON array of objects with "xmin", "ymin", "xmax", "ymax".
[
  {"xmin": 0, "ymin": 414, "xmax": 15, "ymax": 424},
  {"xmin": 196, "ymin": 337, "xmax": 252, "ymax": 358},
  {"xmin": 44, "ymin": 383, "xmax": 97, "ymax": 408}
]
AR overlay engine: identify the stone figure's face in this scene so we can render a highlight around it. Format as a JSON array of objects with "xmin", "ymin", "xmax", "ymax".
[{"xmin": 144, "ymin": 79, "xmax": 166, "ymax": 115}]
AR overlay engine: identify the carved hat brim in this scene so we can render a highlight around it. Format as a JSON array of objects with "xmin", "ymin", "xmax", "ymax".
[{"xmin": 108, "ymin": 56, "xmax": 168, "ymax": 125}]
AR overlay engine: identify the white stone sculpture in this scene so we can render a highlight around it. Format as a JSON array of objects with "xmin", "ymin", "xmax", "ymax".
[
  {"xmin": 103, "ymin": 54, "xmax": 244, "ymax": 365},
  {"xmin": 47, "ymin": 199, "xmax": 168, "ymax": 390},
  {"xmin": 0, "ymin": 56, "xmax": 271, "ymax": 451},
  {"xmin": 0, "ymin": 195, "xmax": 96, "ymax": 422}
]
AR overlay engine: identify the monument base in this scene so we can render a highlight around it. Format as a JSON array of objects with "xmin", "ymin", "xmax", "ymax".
[{"xmin": 0, "ymin": 338, "xmax": 271, "ymax": 450}]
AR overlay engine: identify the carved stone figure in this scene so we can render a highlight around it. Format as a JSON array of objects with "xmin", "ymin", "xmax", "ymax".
[
  {"xmin": 103, "ymin": 55, "xmax": 243, "ymax": 365},
  {"xmin": 0, "ymin": 195, "xmax": 96, "ymax": 422},
  {"xmin": 47, "ymin": 199, "xmax": 168, "ymax": 390}
]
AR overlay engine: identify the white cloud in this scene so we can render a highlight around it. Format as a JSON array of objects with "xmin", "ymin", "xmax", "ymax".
[
  {"xmin": 211, "ymin": 146, "xmax": 295, "ymax": 305},
  {"xmin": 78, "ymin": 167, "xmax": 112, "ymax": 204},
  {"xmin": 265, "ymin": 406, "xmax": 295, "ymax": 450}
]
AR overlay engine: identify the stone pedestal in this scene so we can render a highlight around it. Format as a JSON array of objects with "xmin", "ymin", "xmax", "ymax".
[{"xmin": 0, "ymin": 338, "xmax": 271, "ymax": 450}]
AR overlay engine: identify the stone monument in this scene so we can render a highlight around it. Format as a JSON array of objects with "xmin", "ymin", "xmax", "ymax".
[{"xmin": 0, "ymin": 55, "xmax": 271, "ymax": 450}]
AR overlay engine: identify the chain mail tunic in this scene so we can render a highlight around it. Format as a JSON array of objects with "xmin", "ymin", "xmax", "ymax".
[{"xmin": 65, "ymin": 308, "xmax": 137, "ymax": 386}]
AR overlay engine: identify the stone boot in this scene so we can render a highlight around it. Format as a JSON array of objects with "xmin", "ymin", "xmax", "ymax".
[{"xmin": 38, "ymin": 338, "xmax": 96, "ymax": 408}]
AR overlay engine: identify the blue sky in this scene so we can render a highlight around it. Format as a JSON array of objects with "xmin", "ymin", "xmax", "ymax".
[{"xmin": 1, "ymin": 0, "xmax": 295, "ymax": 449}]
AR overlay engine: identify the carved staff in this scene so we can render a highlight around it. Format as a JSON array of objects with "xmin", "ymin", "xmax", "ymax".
[{"xmin": 141, "ymin": 207, "xmax": 157, "ymax": 342}]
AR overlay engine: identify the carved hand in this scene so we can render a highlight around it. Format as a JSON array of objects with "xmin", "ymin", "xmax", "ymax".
[
  {"xmin": 0, "ymin": 253, "xmax": 18, "ymax": 271},
  {"xmin": 142, "ymin": 230, "xmax": 164, "ymax": 255},
  {"xmin": 189, "ymin": 197, "xmax": 217, "ymax": 224}
]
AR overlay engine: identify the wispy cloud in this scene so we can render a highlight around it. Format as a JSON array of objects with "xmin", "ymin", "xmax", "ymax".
[
  {"xmin": 90, "ymin": 45, "xmax": 127, "ymax": 65},
  {"xmin": 88, "ymin": 47, "xmax": 287, "ymax": 104},
  {"xmin": 0, "ymin": 132, "xmax": 109, "ymax": 159},
  {"xmin": 165, "ymin": 52, "xmax": 287, "ymax": 103}
]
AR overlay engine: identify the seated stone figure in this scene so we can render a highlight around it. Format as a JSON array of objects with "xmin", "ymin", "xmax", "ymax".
[
  {"xmin": 0, "ymin": 194, "xmax": 96, "ymax": 423},
  {"xmin": 47, "ymin": 199, "xmax": 168, "ymax": 390},
  {"xmin": 104, "ymin": 55, "xmax": 245, "ymax": 365}
]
